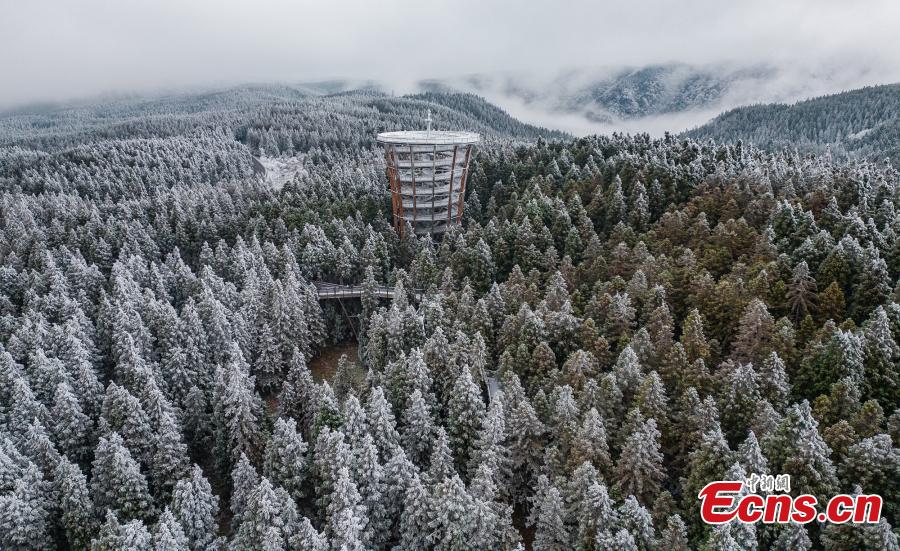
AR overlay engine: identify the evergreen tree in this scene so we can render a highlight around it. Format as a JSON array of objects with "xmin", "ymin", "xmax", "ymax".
[
  {"xmin": 772, "ymin": 523, "xmax": 811, "ymax": 551},
  {"xmin": 469, "ymin": 394, "xmax": 511, "ymax": 480},
  {"xmin": 787, "ymin": 261, "xmax": 817, "ymax": 321},
  {"xmin": 49, "ymin": 381, "xmax": 94, "ymax": 465},
  {"xmin": 399, "ymin": 473, "xmax": 432, "ymax": 551},
  {"xmin": 758, "ymin": 352, "xmax": 791, "ymax": 410},
  {"xmin": 263, "ymin": 418, "xmax": 309, "ymax": 507},
  {"xmin": 230, "ymin": 453, "xmax": 260, "ymax": 532},
  {"xmin": 681, "ymin": 309, "xmax": 711, "ymax": 364},
  {"xmin": 91, "ymin": 510, "xmax": 152, "ymax": 551},
  {"xmin": 400, "ymin": 389, "xmax": 437, "ymax": 466},
  {"xmin": 427, "ymin": 427, "xmax": 456, "ymax": 483},
  {"xmin": 232, "ymin": 478, "xmax": 299, "ymax": 551},
  {"xmin": 0, "ymin": 464, "xmax": 49, "ymax": 551},
  {"xmin": 732, "ymin": 299, "xmax": 775, "ymax": 365},
  {"xmin": 765, "ymin": 401, "xmax": 838, "ymax": 501},
  {"xmin": 289, "ymin": 517, "xmax": 328, "ymax": 551},
  {"xmin": 91, "ymin": 432, "xmax": 154, "ymax": 522},
  {"xmin": 150, "ymin": 404, "xmax": 190, "ymax": 501},
  {"xmin": 99, "ymin": 382, "xmax": 155, "ymax": 468},
  {"xmin": 278, "ymin": 348, "xmax": 318, "ymax": 436},
  {"xmin": 659, "ymin": 514, "xmax": 690, "ymax": 551},
  {"xmin": 446, "ymin": 368, "xmax": 485, "ymax": 472},
  {"xmin": 429, "ymin": 475, "xmax": 478, "ymax": 551},
  {"xmin": 325, "ymin": 467, "xmax": 367, "ymax": 551},
  {"xmin": 614, "ymin": 418, "xmax": 665, "ymax": 504},
  {"xmin": 529, "ymin": 476, "xmax": 570, "ymax": 551},
  {"xmin": 350, "ymin": 434, "xmax": 388, "ymax": 549},
  {"xmin": 616, "ymin": 495, "xmax": 656, "ymax": 551},
  {"xmin": 170, "ymin": 465, "xmax": 219, "ymax": 551},
  {"xmin": 153, "ymin": 508, "xmax": 190, "ymax": 551},
  {"xmin": 215, "ymin": 344, "xmax": 265, "ymax": 470},
  {"xmin": 366, "ymin": 387, "xmax": 402, "ymax": 459},
  {"xmin": 863, "ymin": 306, "xmax": 900, "ymax": 406},
  {"xmin": 54, "ymin": 457, "xmax": 98, "ymax": 549},
  {"xmin": 570, "ymin": 408, "xmax": 612, "ymax": 474},
  {"xmin": 682, "ymin": 427, "xmax": 733, "ymax": 525}
]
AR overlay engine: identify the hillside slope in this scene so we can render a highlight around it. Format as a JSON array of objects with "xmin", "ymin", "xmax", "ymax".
[
  {"xmin": 684, "ymin": 83, "xmax": 900, "ymax": 164},
  {"xmin": 0, "ymin": 86, "xmax": 566, "ymax": 198}
]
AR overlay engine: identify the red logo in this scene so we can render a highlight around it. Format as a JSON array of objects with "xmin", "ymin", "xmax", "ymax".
[{"xmin": 698, "ymin": 481, "xmax": 882, "ymax": 524}]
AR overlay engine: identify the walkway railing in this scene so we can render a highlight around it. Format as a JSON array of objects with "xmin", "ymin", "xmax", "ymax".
[
  {"xmin": 313, "ymin": 282, "xmax": 423, "ymax": 301},
  {"xmin": 481, "ymin": 367, "xmax": 502, "ymax": 402}
]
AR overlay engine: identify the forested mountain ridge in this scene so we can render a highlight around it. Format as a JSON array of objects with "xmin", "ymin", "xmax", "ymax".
[
  {"xmin": 420, "ymin": 62, "xmax": 886, "ymax": 133},
  {"xmin": 0, "ymin": 86, "xmax": 564, "ymax": 199},
  {"xmin": 0, "ymin": 88, "xmax": 898, "ymax": 550},
  {"xmin": 684, "ymin": 83, "xmax": 900, "ymax": 165}
]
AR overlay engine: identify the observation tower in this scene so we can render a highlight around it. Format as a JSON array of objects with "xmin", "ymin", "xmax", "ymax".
[{"xmin": 377, "ymin": 113, "xmax": 479, "ymax": 235}]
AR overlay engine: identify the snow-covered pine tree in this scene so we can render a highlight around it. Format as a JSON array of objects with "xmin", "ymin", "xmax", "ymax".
[
  {"xmin": 170, "ymin": 465, "xmax": 219, "ymax": 551},
  {"xmin": 91, "ymin": 432, "xmax": 154, "ymax": 522},
  {"xmin": 152, "ymin": 507, "xmax": 190, "ymax": 551},
  {"xmin": 446, "ymin": 368, "xmax": 485, "ymax": 473},
  {"xmin": 0, "ymin": 463, "xmax": 49, "ymax": 551},
  {"xmin": 614, "ymin": 418, "xmax": 665, "ymax": 504},
  {"xmin": 400, "ymin": 388, "xmax": 437, "ymax": 467},
  {"xmin": 54, "ymin": 457, "xmax": 98, "ymax": 549}
]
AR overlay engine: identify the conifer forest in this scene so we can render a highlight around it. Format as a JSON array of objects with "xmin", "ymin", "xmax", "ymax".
[{"xmin": 0, "ymin": 82, "xmax": 898, "ymax": 551}]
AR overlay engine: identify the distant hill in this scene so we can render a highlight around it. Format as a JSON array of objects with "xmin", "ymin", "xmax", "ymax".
[
  {"xmin": 684, "ymin": 83, "xmax": 900, "ymax": 165},
  {"xmin": 0, "ymin": 85, "xmax": 566, "ymax": 153},
  {"xmin": 417, "ymin": 62, "xmax": 891, "ymax": 134},
  {"xmin": 420, "ymin": 63, "xmax": 780, "ymax": 123},
  {"xmin": 402, "ymin": 92, "xmax": 569, "ymax": 140}
]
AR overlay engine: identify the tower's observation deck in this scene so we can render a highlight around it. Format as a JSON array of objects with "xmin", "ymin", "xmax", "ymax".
[{"xmin": 377, "ymin": 129, "xmax": 480, "ymax": 235}]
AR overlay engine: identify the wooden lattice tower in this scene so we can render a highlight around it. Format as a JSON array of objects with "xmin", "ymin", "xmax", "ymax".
[{"xmin": 377, "ymin": 125, "xmax": 479, "ymax": 236}]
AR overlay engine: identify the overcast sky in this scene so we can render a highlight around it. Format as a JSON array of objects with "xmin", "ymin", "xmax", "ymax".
[{"xmin": 1, "ymin": 0, "xmax": 899, "ymax": 108}]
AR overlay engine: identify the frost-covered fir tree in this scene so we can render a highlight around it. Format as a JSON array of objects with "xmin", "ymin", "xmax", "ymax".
[
  {"xmin": 365, "ymin": 387, "xmax": 401, "ymax": 459},
  {"xmin": 263, "ymin": 417, "xmax": 309, "ymax": 507},
  {"xmin": 0, "ymin": 464, "xmax": 49, "ymax": 551},
  {"xmin": 214, "ymin": 344, "xmax": 265, "ymax": 470},
  {"xmin": 49, "ymin": 381, "xmax": 94, "ymax": 465},
  {"xmin": 230, "ymin": 453, "xmax": 260, "ymax": 532},
  {"xmin": 446, "ymin": 368, "xmax": 485, "ymax": 473},
  {"xmin": 614, "ymin": 418, "xmax": 665, "ymax": 504},
  {"xmin": 91, "ymin": 510, "xmax": 153, "ymax": 551},
  {"xmin": 91, "ymin": 432, "xmax": 154, "ymax": 522},
  {"xmin": 350, "ymin": 434, "xmax": 388, "ymax": 549},
  {"xmin": 529, "ymin": 476, "xmax": 569, "ymax": 551},
  {"xmin": 153, "ymin": 507, "xmax": 190, "ymax": 551},
  {"xmin": 570, "ymin": 407, "xmax": 612, "ymax": 475},
  {"xmin": 278, "ymin": 348, "xmax": 319, "ymax": 435},
  {"xmin": 54, "ymin": 457, "xmax": 98, "ymax": 549},
  {"xmin": 325, "ymin": 467, "xmax": 367, "ymax": 551},
  {"xmin": 170, "ymin": 465, "xmax": 219, "ymax": 551},
  {"xmin": 398, "ymin": 472, "xmax": 432, "ymax": 551},
  {"xmin": 232, "ymin": 477, "xmax": 299, "ymax": 551},
  {"xmin": 400, "ymin": 388, "xmax": 437, "ymax": 466},
  {"xmin": 764, "ymin": 400, "xmax": 838, "ymax": 500}
]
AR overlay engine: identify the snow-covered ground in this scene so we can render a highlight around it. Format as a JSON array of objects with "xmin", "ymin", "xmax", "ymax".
[
  {"xmin": 258, "ymin": 155, "xmax": 307, "ymax": 190},
  {"xmin": 847, "ymin": 128, "xmax": 873, "ymax": 141}
]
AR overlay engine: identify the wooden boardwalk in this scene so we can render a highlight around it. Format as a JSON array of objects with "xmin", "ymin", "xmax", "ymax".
[
  {"xmin": 314, "ymin": 282, "xmax": 423, "ymax": 301},
  {"xmin": 314, "ymin": 281, "xmax": 498, "ymax": 399}
]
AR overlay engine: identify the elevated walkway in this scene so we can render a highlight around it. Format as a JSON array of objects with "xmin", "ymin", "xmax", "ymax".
[
  {"xmin": 313, "ymin": 282, "xmax": 423, "ymax": 301},
  {"xmin": 314, "ymin": 281, "xmax": 498, "ymax": 399}
]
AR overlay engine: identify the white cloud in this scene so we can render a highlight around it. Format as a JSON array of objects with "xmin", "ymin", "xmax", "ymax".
[{"xmin": 0, "ymin": 0, "xmax": 898, "ymax": 108}]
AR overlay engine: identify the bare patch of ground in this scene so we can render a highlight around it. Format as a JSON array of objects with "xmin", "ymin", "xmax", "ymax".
[{"xmin": 309, "ymin": 340, "xmax": 360, "ymax": 383}]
